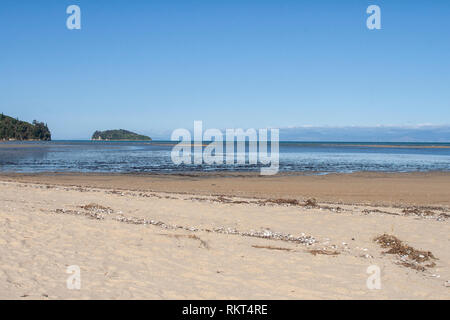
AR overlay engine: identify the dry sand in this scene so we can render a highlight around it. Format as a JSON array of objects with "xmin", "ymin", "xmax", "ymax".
[{"xmin": 0, "ymin": 172, "xmax": 449, "ymax": 299}]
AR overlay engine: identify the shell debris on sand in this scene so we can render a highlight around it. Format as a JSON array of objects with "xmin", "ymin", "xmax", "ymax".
[
  {"xmin": 212, "ymin": 227, "xmax": 316, "ymax": 245},
  {"xmin": 55, "ymin": 208, "xmax": 106, "ymax": 220},
  {"xmin": 54, "ymin": 204, "xmax": 318, "ymax": 246},
  {"xmin": 54, "ymin": 203, "xmax": 114, "ymax": 220},
  {"xmin": 114, "ymin": 214, "xmax": 316, "ymax": 245}
]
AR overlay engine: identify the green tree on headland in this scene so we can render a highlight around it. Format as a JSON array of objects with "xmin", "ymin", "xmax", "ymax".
[
  {"xmin": 92, "ymin": 129, "xmax": 151, "ymax": 141},
  {"xmin": 0, "ymin": 113, "xmax": 51, "ymax": 141}
]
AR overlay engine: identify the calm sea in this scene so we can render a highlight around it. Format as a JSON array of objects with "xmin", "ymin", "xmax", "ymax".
[{"xmin": 0, "ymin": 140, "xmax": 450, "ymax": 174}]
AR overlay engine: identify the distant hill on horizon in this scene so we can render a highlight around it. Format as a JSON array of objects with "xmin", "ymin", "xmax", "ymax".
[
  {"xmin": 92, "ymin": 129, "xmax": 152, "ymax": 141},
  {"xmin": 0, "ymin": 113, "xmax": 51, "ymax": 141}
]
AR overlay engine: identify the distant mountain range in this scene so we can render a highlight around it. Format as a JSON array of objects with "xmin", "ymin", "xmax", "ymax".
[
  {"xmin": 0, "ymin": 113, "xmax": 51, "ymax": 141},
  {"xmin": 278, "ymin": 125, "xmax": 450, "ymax": 142}
]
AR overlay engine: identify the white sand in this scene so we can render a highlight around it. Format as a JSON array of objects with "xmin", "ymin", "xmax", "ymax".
[{"xmin": 0, "ymin": 179, "xmax": 449, "ymax": 299}]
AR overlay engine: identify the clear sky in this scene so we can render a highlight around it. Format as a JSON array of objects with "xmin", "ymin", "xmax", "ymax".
[{"xmin": 1, "ymin": 0, "xmax": 450, "ymax": 139}]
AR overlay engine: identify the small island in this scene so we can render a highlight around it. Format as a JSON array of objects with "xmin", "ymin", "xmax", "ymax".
[
  {"xmin": 92, "ymin": 129, "xmax": 152, "ymax": 141},
  {"xmin": 0, "ymin": 113, "xmax": 51, "ymax": 141}
]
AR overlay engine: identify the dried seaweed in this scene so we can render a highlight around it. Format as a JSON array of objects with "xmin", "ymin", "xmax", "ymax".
[
  {"xmin": 374, "ymin": 234, "xmax": 437, "ymax": 271},
  {"xmin": 308, "ymin": 249, "xmax": 340, "ymax": 256}
]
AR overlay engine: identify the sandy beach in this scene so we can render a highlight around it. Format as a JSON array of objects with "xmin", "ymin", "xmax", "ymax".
[{"xmin": 0, "ymin": 172, "xmax": 449, "ymax": 299}]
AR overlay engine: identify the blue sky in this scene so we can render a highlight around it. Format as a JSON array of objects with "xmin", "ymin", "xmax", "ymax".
[{"xmin": 1, "ymin": 0, "xmax": 450, "ymax": 139}]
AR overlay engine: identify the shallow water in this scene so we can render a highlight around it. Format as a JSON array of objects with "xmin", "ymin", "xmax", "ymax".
[{"xmin": 0, "ymin": 140, "xmax": 449, "ymax": 174}]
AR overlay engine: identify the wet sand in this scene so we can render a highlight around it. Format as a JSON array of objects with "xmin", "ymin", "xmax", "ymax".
[
  {"xmin": 1, "ymin": 171, "xmax": 450, "ymax": 206},
  {"xmin": 0, "ymin": 172, "xmax": 449, "ymax": 299}
]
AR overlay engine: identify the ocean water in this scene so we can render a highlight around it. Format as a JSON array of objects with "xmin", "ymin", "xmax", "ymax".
[{"xmin": 0, "ymin": 140, "xmax": 450, "ymax": 174}]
